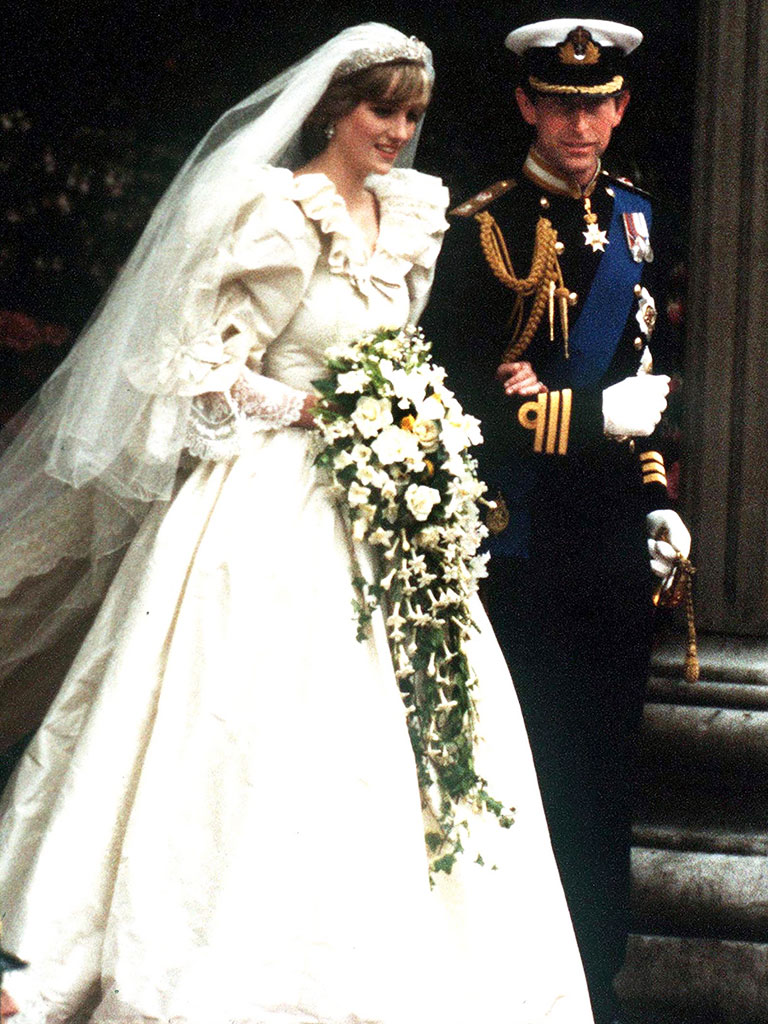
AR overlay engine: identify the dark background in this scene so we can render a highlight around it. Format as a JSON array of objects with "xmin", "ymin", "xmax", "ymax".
[{"xmin": 0, "ymin": 0, "xmax": 698, "ymax": 411}]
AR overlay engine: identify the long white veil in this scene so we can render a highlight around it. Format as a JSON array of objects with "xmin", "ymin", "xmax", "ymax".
[{"xmin": 0, "ymin": 23, "xmax": 433, "ymax": 745}]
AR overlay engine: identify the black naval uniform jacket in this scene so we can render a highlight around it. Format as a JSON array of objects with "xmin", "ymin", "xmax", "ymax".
[
  {"xmin": 423, "ymin": 161, "xmax": 685, "ymax": 787},
  {"xmin": 425, "ymin": 165, "xmax": 676, "ymax": 611}
]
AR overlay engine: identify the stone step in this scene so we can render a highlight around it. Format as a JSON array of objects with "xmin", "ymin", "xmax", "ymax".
[
  {"xmin": 651, "ymin": 632, "xmax": 768, "ymax": 686},
  {"xmin": 622, "ymin": 634, "xmax": 768, "ymax": 1023},
  {"xmin": 647, "ymin": 673, "xmax": 768, "ymax": 711},
  {"xmin": 630, "ymin": 847, "xmax": 768, "ymax": 942},
  {"xmin": 639, "ymin": 703, "xmax": 768, "ymax": 770},
  {"xmin": 633, "ymin": 823, "xmax": 768, "ymax": 857},
  {"xmin": 616, "ymin": 935, "xmax": 768, "ymax": 1024}
]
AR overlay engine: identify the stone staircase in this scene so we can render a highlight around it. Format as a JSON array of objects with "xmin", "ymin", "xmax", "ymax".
[{"xmin": 617, "ymin": 633, "xmax": 768, "ymax": 1023}]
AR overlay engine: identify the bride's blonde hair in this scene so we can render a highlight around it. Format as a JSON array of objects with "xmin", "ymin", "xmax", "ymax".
[{"xmin": 302, "ymin": 60, "xmax": 432, "ymax": 157}]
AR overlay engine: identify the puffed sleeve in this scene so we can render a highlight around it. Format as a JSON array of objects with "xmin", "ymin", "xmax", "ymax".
[
  {"xmin": 371, "ymin": 169, "xmax": 450, "ymax": 325},
  {"xmin": 181, "ymin": 169, "xmax": 322, "ymax": 460}
]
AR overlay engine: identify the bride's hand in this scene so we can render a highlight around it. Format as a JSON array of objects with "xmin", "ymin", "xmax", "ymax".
[
  {"xmin": 496, "ymin": 361, "xmax": 548, "ymax": 397},
  {"xmin": 294, "ymin": 393, "xmax": 320, "ymax": 429}
]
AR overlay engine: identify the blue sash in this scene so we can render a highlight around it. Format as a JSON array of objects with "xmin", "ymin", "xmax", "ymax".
[{"xmin": 547, "ymin": 184, "xmax": 651, "ymax": 389}]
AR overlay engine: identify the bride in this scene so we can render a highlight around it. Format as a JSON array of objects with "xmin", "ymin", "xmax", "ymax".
[{"xmin": 0, "ymin": 23, "xmax": 594, "ymax": 1024}]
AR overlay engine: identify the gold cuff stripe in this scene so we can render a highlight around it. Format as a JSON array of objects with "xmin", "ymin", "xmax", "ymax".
[
  {"xmin": 546, "ymin": 390, "xmax": 560, "ymax": 454},
  {"xmin": 559, "ymin": 388, "xmax": 572, "ymax": 454},
  {"xmin": 642, "ymin": 461, "xmax": 666, "ymax": 476},
  {"xmin": 518, "ymin": 393, "xmax": 547, "ymax": 453},
  {"xmin": 643, "ymin": 472, "xmax": 668, "ymax": 487},
  {"xmin": 517, "ymin": 389, "xmax": 572, "ymax": 455},
  {"xmin": 528, "ymin": 75, "xmax": 625, "ymax": 96},
  {"xmin": 640, "ymin": 451, "xmax": 664, "ymax": 464}
]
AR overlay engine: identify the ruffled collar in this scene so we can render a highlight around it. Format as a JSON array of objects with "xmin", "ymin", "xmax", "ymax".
[{"xmin": 290, "ymin": 169, "xmax": 448, "ymax": 298}]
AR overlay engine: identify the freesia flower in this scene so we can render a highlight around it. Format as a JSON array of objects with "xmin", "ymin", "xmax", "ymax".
[
  {"xmin": 348, "ymin": 481, "xmax": 371, "ymax": 506},
  {"xmin": 416, "ymin": 394, "xmax": 444, "ymax": 421},
  {"xmin": 387, "ymin": 365, "xmax": 429, "ymax": 409},
  {"xmin": 415, "ymin": 525, "xmax": 442, "ymax": 549},
  {"xmin": 336, "ymin": 368, "xmax": 369, "ymax": 393},
  {"xmin": 352, "ymin": 516, "xmax": 369, "ymax": 541},
  {"xmin": 333, "ymin": 450, "xmax": 355, "ymax": 469},
  {"xmin": 368, "ymin": 526, "xmax": 395, "ymax": 547}
]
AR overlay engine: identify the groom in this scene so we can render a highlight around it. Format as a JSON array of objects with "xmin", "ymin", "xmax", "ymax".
[{"xmin": 425, "ymin": 18, "xmax": 691, "ymax": 1024}]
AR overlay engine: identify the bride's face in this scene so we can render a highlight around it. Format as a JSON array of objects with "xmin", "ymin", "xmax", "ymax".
[{"xmin": 330, "ymin": 91, "xmax": 425, "ymax": 177}]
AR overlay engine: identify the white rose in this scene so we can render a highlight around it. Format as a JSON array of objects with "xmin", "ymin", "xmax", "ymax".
[
  {"xmin": 405, "ymin": 483, "xmax": 441, "ymax": 522},
  {"xmin": 371, "ymin": 425, "xmax": 422, "ymax": 465},
  {"xmin": 336, "ymin": 369, "xmax": 369, "ymax": 394},
  {"xmin": 333, "ymin": 450, "xmax": 355, "ymax": 470},
  {"xmin": 411, "ymin": 417, "xmax": 440, "ymax": 452},
  {"xmin": 351, "ymin": 396, "xmax": 393, "ymax": 438}
]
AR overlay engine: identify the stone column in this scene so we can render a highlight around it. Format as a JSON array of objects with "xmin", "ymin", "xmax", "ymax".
[{"xmin": 683, "ymin": 0, "xmax": 768, "ymax": 633}]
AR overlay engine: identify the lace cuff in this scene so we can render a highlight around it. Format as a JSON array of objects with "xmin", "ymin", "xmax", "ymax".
[{"xmin": 185, "ymin": 368, "xmax": 307, "ymax": 461}]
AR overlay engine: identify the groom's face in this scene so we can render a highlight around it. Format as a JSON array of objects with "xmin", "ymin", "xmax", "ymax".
[{"xmin": 515, "ymin": 88, "xmax": 630, "ymax": 186}]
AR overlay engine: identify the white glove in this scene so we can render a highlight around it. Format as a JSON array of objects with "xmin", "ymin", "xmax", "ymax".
[
  {"xmin": 646, "ymin": 509, "xmax": 691, "ymax": 579},
  {"xmin": 602, "ymin": 374, "xmax": 670, "ymax": 437}
]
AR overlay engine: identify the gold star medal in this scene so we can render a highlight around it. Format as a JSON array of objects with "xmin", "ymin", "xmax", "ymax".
[{"xmin": 583, "ymin": 196, "xmax": 608, "ymax": 252}]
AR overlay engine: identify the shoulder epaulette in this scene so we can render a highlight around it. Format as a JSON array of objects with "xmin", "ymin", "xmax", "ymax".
[
  {"xmin": 600, "ymin": 169, "xmax": 653, "ymax": 201},
  {"xmin": 449, "ymin": 179, "xmax": 517, "ymax": 217}
]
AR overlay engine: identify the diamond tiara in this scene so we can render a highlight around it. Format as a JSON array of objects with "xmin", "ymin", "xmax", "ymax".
[{"xmin": 334, "ymin": 36, "xmax": 429, "ymax": 78}]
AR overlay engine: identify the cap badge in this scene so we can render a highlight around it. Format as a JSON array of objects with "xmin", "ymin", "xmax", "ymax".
[{"xmin": 558, "ymin": 27, "xmax": 601, "ymax": 66}]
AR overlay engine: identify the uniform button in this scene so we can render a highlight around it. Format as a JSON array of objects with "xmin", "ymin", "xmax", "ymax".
[
  {"xmin": 629, "ymin": 439, "xmax": 636, "ymax": 453},
  {"xmin": 568, "ymin": 292, "xmax": 579, "ymax": 306},
  {"xmin": 606, "ymin": 186, "xmax": 615, "ymax": 197},
  {"xmin": 634, "ymin": 337, "xmax": 643, "ymax": 350},
  {"xmin": 634, "ymin": 284, "xmax": 643, "ymax": 296},
  {"xmin": 539, "ymin": 195, "xmax": 550, "ymax": 209},
  {"xmin": 555, "ymin": 240, "xmax": 565, "ymax": 254}
]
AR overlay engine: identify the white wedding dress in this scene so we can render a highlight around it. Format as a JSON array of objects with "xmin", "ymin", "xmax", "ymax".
[{"xmin": 0, "ymin": 168, "xmax": 594, "ymax": 1024}]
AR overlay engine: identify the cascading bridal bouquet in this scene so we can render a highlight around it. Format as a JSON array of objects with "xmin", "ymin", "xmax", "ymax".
[{"xmin": 313, "ymin": 326, "xmax": 514, "ymax": 876}]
